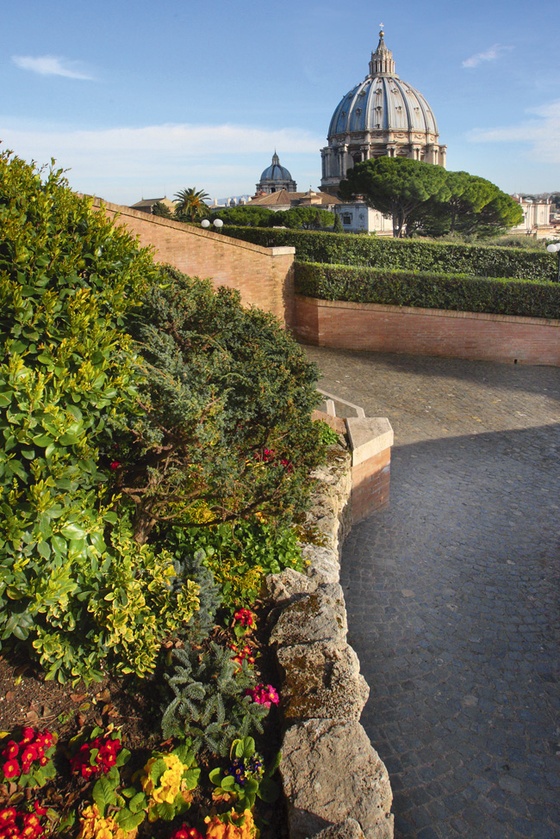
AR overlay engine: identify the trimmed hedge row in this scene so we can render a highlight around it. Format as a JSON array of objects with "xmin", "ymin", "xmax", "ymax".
[
  {"xmin": 295, "ymin": 262, "xmax": 560, "ymax": 320},
  {"xmin": 223, "ymin": 226, "xmax": 557, "ymax": 282}
]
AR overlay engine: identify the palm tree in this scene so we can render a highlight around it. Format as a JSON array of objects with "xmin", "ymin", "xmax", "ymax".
[{"xmin": 173, "ymin": 187, "xmax": 211, "ymax": 222}]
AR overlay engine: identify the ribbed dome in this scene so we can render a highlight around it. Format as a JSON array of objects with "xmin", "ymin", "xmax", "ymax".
[
  {"xmin": 256, "ymin": 152, "xmax": 297, "ymax": 194},
  {"xmin": 260, "ymin": 152, "xmax": 293, "ymax": 183},
  {"xmin": 320, "ymin": 29, "xmax": 446, "ymax": 193},
  {"xmin": 328, "ymin": 31, "xmax": 438, "ymax": 138}
]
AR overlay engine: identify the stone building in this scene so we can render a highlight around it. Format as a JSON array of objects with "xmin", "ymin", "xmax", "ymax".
[
  {"xmin": 510, "ymin": 195, "xmax": 555, "ymax": 238},
  {"xmin": 320, "ymin": 28, "xmax": 446, "ymax": 196}
]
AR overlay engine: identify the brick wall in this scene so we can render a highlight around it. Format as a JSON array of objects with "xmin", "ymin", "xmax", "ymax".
[
  {"xmin": 351, "ymin": 448, "xmax": 391, "ymax": 524},
  {"xmin": 294, "ymin": 296, "xmax": 560, "ymax": 366},
  {"xmin": 94, "ymin": 200, "xmax": 559, "ymax": 366},
  {"xmin": 94, "ymin": 199, "xmax": 296, "ymax": 328}
]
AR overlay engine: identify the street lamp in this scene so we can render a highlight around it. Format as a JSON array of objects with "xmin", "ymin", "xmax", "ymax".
[
  {"xmin": 201, "ymin": 218, "xmax": 224, "ymax": 232},
  {"xmin": 546, "ymin": 242, "xmax": 560, "ymax": 282}
]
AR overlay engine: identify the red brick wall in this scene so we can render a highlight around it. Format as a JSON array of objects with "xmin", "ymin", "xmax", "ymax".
[
  {"xmin": 351, "ymin": 449, "xmax": 391, "ymax": 524},
  {"xmin": 94, "ymin": 200, "xmax": 296, "ymax": 328},
  {"xmin": 294, "ymin": 296, "xmax": 560, "ymax": 366}
]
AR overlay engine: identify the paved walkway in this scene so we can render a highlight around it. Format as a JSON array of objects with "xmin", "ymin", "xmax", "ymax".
[{"xmin": 303, "ymin": 347, "xmax": 560, "ymax": 839}]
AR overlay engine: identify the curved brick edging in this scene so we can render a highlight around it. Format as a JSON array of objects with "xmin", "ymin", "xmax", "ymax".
[{"xmin": 266, "ymin": 444, "xmax": 394, "ymax": 839}]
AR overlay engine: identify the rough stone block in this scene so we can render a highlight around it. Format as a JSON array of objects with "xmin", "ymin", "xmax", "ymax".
[
  {"xmin": 270, "ymin": 585, "xmax": 348, "ymax": 648},
  {"xmin": 312, "ymin": 819, "xmax": 366, "ymax": 839},
  {"xmin": 280, "ymin": 719, "xmax": 393, "ymax": 839},
  {"xmin": 277, "ymin": 641, "xmax": 369, "ymax": 721},
  {"xmin": 302, "ymin": 544, "xmax": 341, "ymax": 586},
  {"xmin": 265, "ymin": 568, "xmax": 317, "ymax": 605}
]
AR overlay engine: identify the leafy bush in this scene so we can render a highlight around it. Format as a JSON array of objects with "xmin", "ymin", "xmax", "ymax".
[
  {"xmin": 222, "ymin": 227, "xmax": 557, "ymax": 282},
  {"xmin": 169, "ymin": 518, "xmax": 304, "ymax": 612},
  {"xmin": 295, "ymin": 261, "xmax": 560, "ymax": 320},
  {"xmin": 0, "ymin": 151, "xmax": 199, "ymax": 682}
]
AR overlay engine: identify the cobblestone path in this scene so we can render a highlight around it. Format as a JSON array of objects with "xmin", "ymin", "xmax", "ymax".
[{"xmin": 304, "ymin": 346, "xmax": 560, "ymax": 839}]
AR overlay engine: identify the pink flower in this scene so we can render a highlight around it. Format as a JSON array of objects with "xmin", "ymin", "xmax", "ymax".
[{"xmin": 246, "ymin": 683, "xmax": 280, "ymax": 708}]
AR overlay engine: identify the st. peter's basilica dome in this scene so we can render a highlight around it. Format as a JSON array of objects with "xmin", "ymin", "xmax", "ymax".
[{"xmin": 320, "ymin": 29, "xmax": 446, "ymax": 193}]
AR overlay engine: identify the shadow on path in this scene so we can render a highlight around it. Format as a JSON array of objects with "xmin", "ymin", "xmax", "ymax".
[{"xmin": 342, "ymin": 424, "xmax": 560, "ymax": 838}]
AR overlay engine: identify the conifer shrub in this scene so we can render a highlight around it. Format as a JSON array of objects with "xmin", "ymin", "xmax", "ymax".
[
  {"xmin": 161, "ymin": 642, "xmax": 270, "ymax": 756},
  {"xmin": 118, "ymin": 266, "xmax": 326, "ymax": 544}
]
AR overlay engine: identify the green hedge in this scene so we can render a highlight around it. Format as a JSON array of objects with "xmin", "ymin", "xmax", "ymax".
[
  {"xmin": 223, "ymin": 227, "xmax": 557, "ymax": 282},
  {"xmin": 295, "ymin": 262, "xmax": 560, "ymax": 320}
]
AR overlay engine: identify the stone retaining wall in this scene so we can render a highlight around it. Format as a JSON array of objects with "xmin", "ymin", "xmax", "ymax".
[{"xmin": 266, "ymin": 442, "xmax": 394, "ymax": 839}]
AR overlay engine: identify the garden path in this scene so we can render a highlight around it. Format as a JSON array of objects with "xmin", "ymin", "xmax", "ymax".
[{"xmin": 304, "ymin": 346, "xmax": 560, "ymax": 839}]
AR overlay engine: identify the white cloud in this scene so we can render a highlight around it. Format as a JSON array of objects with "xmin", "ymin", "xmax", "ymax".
[
  {"xmin": 462, "ymin": 44, "xmax": 512, "ymax": 69},
  {"xmin": 12, "ymin": 55, "xmax": 95, "ymax": 80},
  {"xmin": 467, "ymin": 100, "xmax": 560, "ymax": 164},
  {"xmin": 0, "ymin": 121, "xmax": 324, "ymax": 202}
]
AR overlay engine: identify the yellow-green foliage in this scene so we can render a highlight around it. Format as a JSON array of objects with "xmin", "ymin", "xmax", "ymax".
[{"xmin": 0, "ymin": 151, "xmax": 199, "ymax": 681}]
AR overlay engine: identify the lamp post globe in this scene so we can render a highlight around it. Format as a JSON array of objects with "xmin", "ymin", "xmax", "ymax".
[
  {"xmin": 546, "ymin": 242, "xmax": 560, "ymax": 281},
  {"xmin": 201, "ymin": 219, "xmax": 211, "ymax": 229}
]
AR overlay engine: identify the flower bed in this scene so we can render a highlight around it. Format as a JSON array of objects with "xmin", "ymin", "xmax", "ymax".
[{"xmin": 0, "ymin": 608, "xmax": 284, "ymax": 839}]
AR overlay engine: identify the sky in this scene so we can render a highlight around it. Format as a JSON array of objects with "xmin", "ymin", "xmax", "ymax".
[{"xmin": 1, "ymin": 0, "xmax": 559, "ymax": 205}]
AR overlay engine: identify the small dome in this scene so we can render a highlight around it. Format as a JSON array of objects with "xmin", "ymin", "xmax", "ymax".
[
  {"xmin": 256, "ymin": 152, "xmax": 297, "ymax": 194},
  {"xmin": 260, "ymin": 152, "xmax": 293, "ymax": 182}
]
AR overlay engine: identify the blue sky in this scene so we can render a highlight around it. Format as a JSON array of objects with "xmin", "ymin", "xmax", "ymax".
[{"xmin": 1, "ymin": 0, "xmax": 559, "ymax": 205}]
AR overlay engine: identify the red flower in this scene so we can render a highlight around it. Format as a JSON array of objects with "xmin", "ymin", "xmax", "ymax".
[
  {"xmin": 21, "ymin": 745, "xmax": 40, "ymax": 765},
  {"xmin": 170, "ymin": 826, "xmax": 204, "ymax": 839},
  {"xmin": 0, "ymin": 808, "xmax": 17, "ymax": 824},
  {"xmin": 110, "ymin": 460, "xmax": 121, "ymax": 470},
  {"xmin": 233, "ymin": 608, "xmax": 255, "ymax": 628},
  {"xmin": 20, "ymin": 728, "xmax": 36, "ymax": 745},
  {"xmin": 2, "ymin": 759, "xmax": 21, "ymax": 779},
  {"xmin": 1, "ymin": 741, "xmax": 19, "ymax": 760},
  {"xmin": 70, "ymin": 733, "xmax": 122, "ymax": 778}
]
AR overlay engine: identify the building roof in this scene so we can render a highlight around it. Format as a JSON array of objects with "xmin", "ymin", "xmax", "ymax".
[
  {"xmin": 249, "ymin": 189, "xmax": 342, "ymax": 208},
  {"xmin": 328, "ymin": 29, "xmax": 438, "ymax": 138},
  {"xmin": 130, "ymin": 197, "xmax": 174, "ymax": 212}
]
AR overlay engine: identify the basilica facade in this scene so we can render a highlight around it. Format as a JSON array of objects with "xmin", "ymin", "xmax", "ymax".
[{"xmin": 320, "ymin": 28, "xmax": 446, "ymax": 195}]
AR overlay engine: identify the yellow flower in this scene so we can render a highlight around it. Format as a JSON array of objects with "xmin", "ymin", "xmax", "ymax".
[
  {"xmin": 77, "ymin": 804, "xmax": 137, "ymax": 839},
  {"xmin": 205, "ymin": 810, "xmax": 259, "ymax": 839},
  {"xmin": 142, "ymin": 752, "xmax": 193, "ymax": 811}
]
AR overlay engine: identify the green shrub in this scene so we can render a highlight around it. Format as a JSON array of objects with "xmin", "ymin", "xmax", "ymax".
[
  {"xmin": 169, "ymin": 518, "xmax": 304, "ymax": 611},
  {"xmin": 295, "ymin": 261, "xmax": 560, "ymax": 320},
  {"xmin": 222, "ymin": 227, "xmax": 557, "ymax": 282},
  {"xmin": 0, "ymin": 151, "xmax": 199, "ymax": 681},
  {"xmin": 119, "ymin": 267, "xmax": 326, "ymax": 543},
  {"xmin": 161, "ymin": 642, "xmax": 270, "ymax": 756}
]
